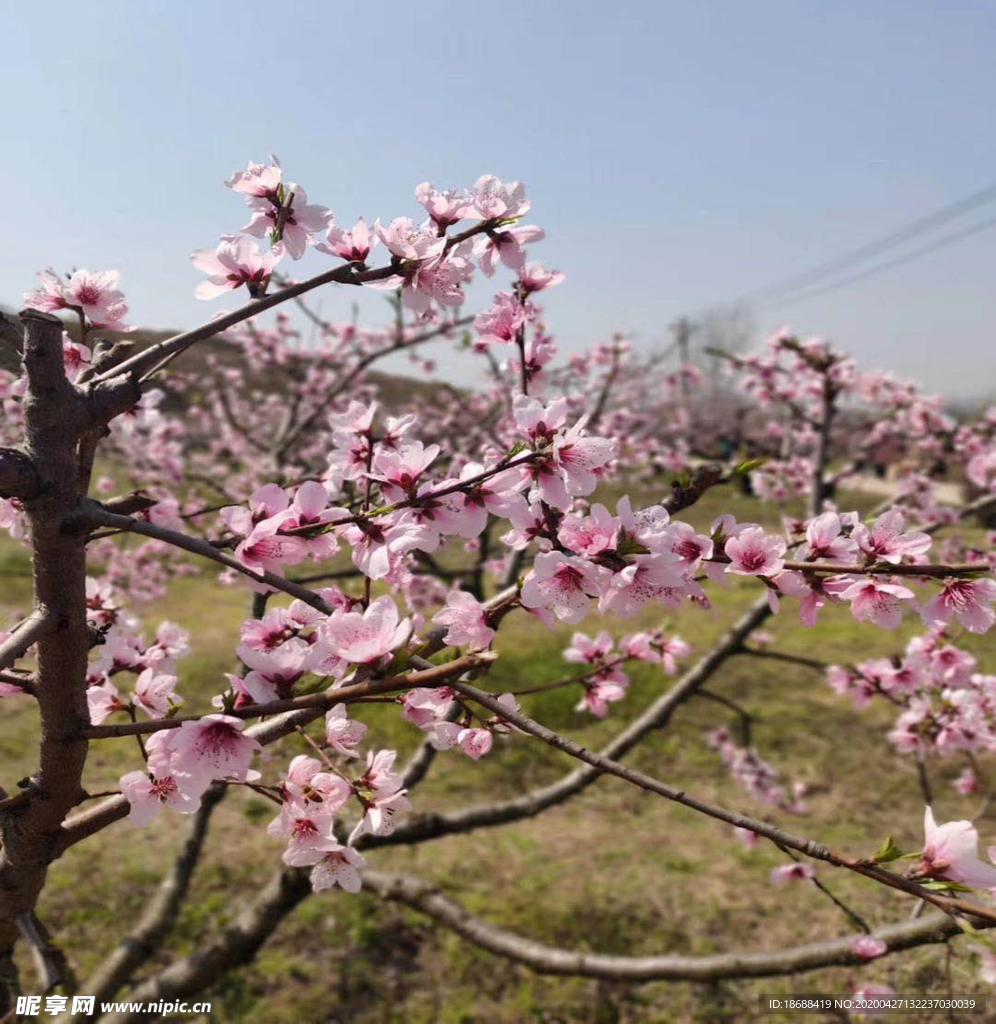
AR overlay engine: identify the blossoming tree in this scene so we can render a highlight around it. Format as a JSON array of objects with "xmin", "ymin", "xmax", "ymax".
[{"xmin": 0, "ymin": 156, "xmax": 994, "ymax": 1020}]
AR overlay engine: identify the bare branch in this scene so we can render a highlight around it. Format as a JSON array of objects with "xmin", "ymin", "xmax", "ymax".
[
  {"xmin": 93, "ymin": 867, "xmax": 314, "ymax": 1023},
  {"xmin": 0, "ymin": 609, "xmax": 54, "ymax": 674},
  {"xmin": 80, "ymin": 787, "xmax": 225, "ymax": 1009},
  {"xmin": 17, "ymin": 911, "xmax": 75, "ymax": 995},
  {"xmin": 362, "ymin": 870, "xmax": 981, "ymax": 982}
]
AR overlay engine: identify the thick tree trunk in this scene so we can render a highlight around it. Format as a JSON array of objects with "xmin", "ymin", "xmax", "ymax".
[{"xmin": 0, "ymin": 311, "xmax": 90, "ymax": 1013}]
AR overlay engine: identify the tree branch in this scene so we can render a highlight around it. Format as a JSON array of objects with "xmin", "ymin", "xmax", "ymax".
[
  {"xmin": 84, "ymin": 652, "xmax": 496, "ymax": 739},
  {"xmin": 0, "ymin": 609, "xmax": 54, "ymax": 674},
  {"xmin": 366, "ymin": 595, "xmax": 773, "ymax": 850},
  {"xmin": 77, "ymin": 787, "xmax": 226, "ymax": 1012},
  {"xmin": 80, "ymin": 502, "xmax": 336, "ymax": 615},
  {"xmin": 362, "ymin": 870, "xmax": 981, "ymax": 982},
  {"xmin": 450, "ymin": 681, "xmax": 996, "ymax": 924}
]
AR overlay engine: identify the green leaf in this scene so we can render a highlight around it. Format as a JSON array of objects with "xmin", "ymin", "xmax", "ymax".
[
  {"xmin": 956, "ymin": 918, "xmax": 996, "ymax": 952},
  {"xmin": 918, "ymin": 879, "xmax": 974, "ymax": 893},
  {"xmin": 871, "ymin": 836, "xmax": 904, "ymax": 864},
  {"xmin": 505, "ymin": 440, "xmax": 529, "ymax": 459},
  {"xmin": 732, "ymin": 457, "xmax": 769, "ymax": 476}
]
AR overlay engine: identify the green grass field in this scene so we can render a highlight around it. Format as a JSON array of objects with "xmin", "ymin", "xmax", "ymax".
[{"xmin": 1, "ymin": 485, "xmax": 993, "ymax": 1023}]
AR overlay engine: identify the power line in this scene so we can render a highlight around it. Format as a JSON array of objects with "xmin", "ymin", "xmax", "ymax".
[
  {"xmin": 737, "ymin": 180, "xmax": 996, "ymax": 306},
  {"xmin": 776, "ymin": 211, "xmax": 996, "ymax": 307}
]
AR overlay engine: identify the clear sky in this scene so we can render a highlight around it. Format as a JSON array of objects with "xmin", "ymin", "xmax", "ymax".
[{"xmin": 3, "ymin": 0, "xmax": 994, "ymax": 397}]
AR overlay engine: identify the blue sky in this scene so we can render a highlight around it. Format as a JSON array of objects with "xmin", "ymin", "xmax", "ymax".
[{"xmin": 3, "ymin": 0, "xmax": 994, "ymax": 396}]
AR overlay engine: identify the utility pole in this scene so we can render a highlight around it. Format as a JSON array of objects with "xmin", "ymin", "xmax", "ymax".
[{"xmin": 669, "ymin": 316, "xmax": 695, "ymax": 394}]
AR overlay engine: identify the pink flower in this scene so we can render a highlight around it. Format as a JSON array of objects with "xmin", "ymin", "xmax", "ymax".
[
  {"xmin": 235, "ymin": 517, "xmax": 309, "ymax": 576},
  {"xmin": 402, "ymin": 687, "xmax": 455, "ymax": 729},
  {"xmin": 443, "ymin": 462, "xmax": 528, "ymax": 539},
  {"xmin": 306, "ymin": 846, "xmax": 367, "ymax": 893},
  {"xmin": 62, "ymin": 337, "xmax": 91, "ymax": 380},
  {"xmin": 852, "ymin": 984, "xmax": 896, "ymax": 1012},
  {"xmin": 469, "ymin": 174, "xmax": 530, "ymax": 220},
  {"xmin": 267, "ymin": 803, "xmax": 340, "ymax": 864},
  {"xmin": 916, "ymin": 806, "xmax": 996, "ymax": 888},
  {"xmin": 553, "ymin": 420, "xmax": 617, "ymax": 497},
  {"xmin": 563, "ymin": 631, "xmax": 614, "ymax": 664},
  {"xmin": 576, "ymin": 675, "xmax": 628, "ymax": 717},
  {"xmin": 724, "ymin": 527, "xmax": 786, "ymax": 576},
  {"xmin": 87, "ymin": 680, "xmax": 124, "ymax": 724},
  {"xmin": 805, "ymin": 511, "xmax": 857, "ymax": 560},
  {"xmin": 922, "ymin": 578, "xmax": 996, "ymax": 634},
  {"xmin": 518, "ymin": 261, "xmax": 565, "ymax": 294},
  {"xmin": 457, "ymin": 727, "xmax": 493, "ymax": 760},
  {"xmin": 320, "ymin": 596, "xmax": 411, "ymax": 665},
  {"xmin": 849, "ymin": 935, "xmax": 887, "ymax": 960},
  {"xmin": 954, "ymin": 767, "xmax": 980, "ymax": 796},
  {"xmin": 119, "ymin": 770, "xmax": 196, "ymax": 826},
  {"xmin": 479, "ymin": 224, "xmax": 545, "ymax": 276},
  {"xmin": 770, "ymin": 862, "xmax": 815, "ymax": 884},
  {"xmin": 853, "ymin": 510, "xmax": 931, "ymax": 564},
  {"xmin": 226, "ymin": 154, "xmax": 282, "ymax": 198},
  {"xmin": 840, "ymin": 579, "xmax": 915, "ymax": 629},
  {"xmin": 415, "ymin": 182, "xmax": 473, "ymax": 229},
  {"xmin": 348, "ymin": 749, "xmax": 411, "ymax": 843},
  {"xmin": 318, "ymin": 217, "xmax": 378, "ymax": 263},
  {"xmin": 337, "ymin": 517, "xmax": 430, "ymax": 580},
  {"xmin": 324, "ymin": 704, "xmax": 367, "ymax": 758},
  {"xmin": 520, "ymin": 552, "xmax": 608, "ymax": 624},
  {"xmin": 24, "ymin": 269, "xmax": 131, "ymax": 330},
  {"xmin": 155, "ymin": 714, "xmax": 260, "ymax": 799},
  {"xmin": 242, "ymin": 185, "xmax": 332, "ymax": 260},
  {"xmin": 133, "ymin": 669, "xmax": 182, "ymax": 719},
  {"xmin": 433, "ymin": 590, "xmax": 495, "ymax": 650},
  {"xmin": 474, "ymin": 292, "xmax": 529, "ymax": 346},
  {"xmin": 191, "ymin": 236, "xmax": 285, "ymax": 299},
  {"xmin": 372, "ymin": 441, "xmax": 440, "ymax": 498},
  {"xmin": 734, "ymin": 826, "xmax": 759, "ymax": 849},
  {"xmin": 599, "ymin": 555, "xmax": 693, "ymax": 619},
  {"xmin": 620, "ymin": 632, "xmax": 690, "ymax": 673},
  {"xmin": 374, "ymin": 217, "xmax": 446, "ymax": 261}
]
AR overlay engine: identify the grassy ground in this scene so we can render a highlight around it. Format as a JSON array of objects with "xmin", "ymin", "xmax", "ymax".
[{"xmin": 1, "ymin": 485, "xmax": 993, "ymax": 1023}]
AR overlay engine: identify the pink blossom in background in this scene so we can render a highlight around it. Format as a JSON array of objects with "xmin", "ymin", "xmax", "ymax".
[
  {"xmin": 769, "ymin": 863, "xmax": 815, "ymax": 884},
  {"xmin": 849, "ymin": 935, "xmax": 887, "ymax": 960}
]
